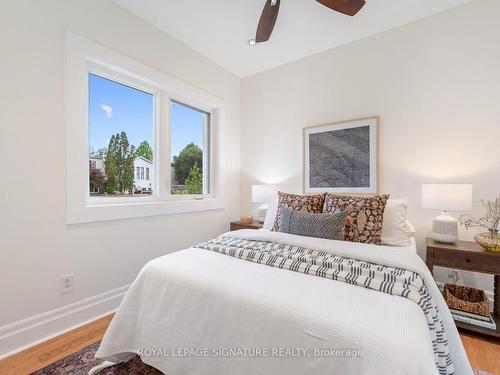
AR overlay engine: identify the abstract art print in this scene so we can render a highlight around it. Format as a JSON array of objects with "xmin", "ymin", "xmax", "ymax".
[{"xmin": 303, "ymin": 117, "xmax": 378, "ymax": 193}]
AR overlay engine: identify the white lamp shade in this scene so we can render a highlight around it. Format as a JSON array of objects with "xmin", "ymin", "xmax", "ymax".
[
  {"xmin": 252, "ymin": 185, "xmax": 277, "ymax": 203},
  {"xmin": 421, "ymin": 184, "xmax": 472, "ymax": 211}
]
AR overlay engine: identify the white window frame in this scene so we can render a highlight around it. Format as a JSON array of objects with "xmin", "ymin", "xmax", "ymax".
[
  {"xmin": 169, "ymin": 100, "xmax": 211, "ymax": 198},
  {"xmin": 65, "ymin": 32, "xmax": 224, "ymax": 224}
]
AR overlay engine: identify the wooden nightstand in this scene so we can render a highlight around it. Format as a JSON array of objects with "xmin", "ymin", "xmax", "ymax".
[
  {"xmin": 426, "ymin": 238, "xmax": 500, "ymax": 338},
  {"xmin": 230, "ymin": 220, "xmax": 264, "ymax": 231}
]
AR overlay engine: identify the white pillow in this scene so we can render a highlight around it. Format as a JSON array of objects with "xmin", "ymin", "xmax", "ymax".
[
  {"xmin": 381, "ymin": 198, "xmax": 415, "ymax": 246},
  {"xmin": 263, "ymin": 199, "xmax": 278, "ymax": 230}
]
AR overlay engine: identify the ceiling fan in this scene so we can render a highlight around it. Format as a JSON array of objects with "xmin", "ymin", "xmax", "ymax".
[{"xmin": 249, "ymin": 0, "xmax": 366, "ymax": 45}]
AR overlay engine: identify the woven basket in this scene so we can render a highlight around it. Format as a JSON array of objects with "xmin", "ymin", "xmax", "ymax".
[{"xmin": 444, "ymin": 284, "xmax": 489, "ymax": 317}]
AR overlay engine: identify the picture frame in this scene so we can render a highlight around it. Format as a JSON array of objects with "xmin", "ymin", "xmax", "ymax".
[{"xmin": 303, "ymin": 117, "xmax": 379, "ymax": 194}]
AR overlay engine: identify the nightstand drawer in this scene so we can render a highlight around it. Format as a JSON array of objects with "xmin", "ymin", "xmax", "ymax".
[
  {"xmin": 433, "ymin": 250, "xmax": 500, "ymax": 274},
  {"xmin": 230, "ymin": 221, "xmax": 263, "ymax": 231},
  {"xmin": 230, "ymin": 223, "xmax": 249, "ymax": 231}
]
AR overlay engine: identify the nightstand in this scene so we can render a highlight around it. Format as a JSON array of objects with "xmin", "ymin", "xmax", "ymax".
[
  {"xmin": 426, "ymin": 238, "xmax": 500, "ymax": 338},
  {"xmin": 229, "ymin": 220, "xmax": 264, "ymax": 231}
]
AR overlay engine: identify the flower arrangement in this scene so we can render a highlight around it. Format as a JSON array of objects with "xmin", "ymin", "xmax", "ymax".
[{"xmin": 459, "ymin": 196, "xmax": 500, "ymax": 253}]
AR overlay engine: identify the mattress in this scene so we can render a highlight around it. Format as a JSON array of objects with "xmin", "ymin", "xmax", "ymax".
[{"xmin": 94, "ymin": 229, "xmax": 472, "ymax": 375}]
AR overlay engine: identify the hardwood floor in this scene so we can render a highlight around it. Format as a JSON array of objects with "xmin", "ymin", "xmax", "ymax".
[
  {"xmin": 0, "ymin": 314, "xmax": 498, "ymax": 375},
  {"xmin": 0, "ymin": 315, "xmax": 113, "ymax": 375},
  {"xmin": 460, "ymin": 331, "xmax": 500, "ymax": 375}
]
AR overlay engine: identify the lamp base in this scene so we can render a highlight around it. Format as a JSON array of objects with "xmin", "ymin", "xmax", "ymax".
[
  {"xmin": 431, "ymin": 231, "xmax": 458, "ymax": 244},
  {"xmin": 257, "ymin": 204, "xmax": 268, "ymax": 223},
  {"xmin": 431, "ymin": 213, "xmax": 458, "ymax": 244}
]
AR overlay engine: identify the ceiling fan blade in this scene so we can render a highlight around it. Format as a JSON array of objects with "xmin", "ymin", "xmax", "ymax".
[
  {"xmin": 315, "ymin": 0, "xmax": 365, "ymax": 16},
  {"xmin": 255, "ymin": 0, "xmax": 281, "ymax": 43}
]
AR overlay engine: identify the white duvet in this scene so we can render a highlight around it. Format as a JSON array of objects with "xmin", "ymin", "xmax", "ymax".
[{"xmin": 95, "ymin": 229, "xmax": 473, "ymax": 375}]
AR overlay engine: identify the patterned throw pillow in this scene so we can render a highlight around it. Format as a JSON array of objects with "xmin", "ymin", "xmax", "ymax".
[
  {"xmin": 323, "ymin": 194, "xmax": 390, "ymax": 245},
  {"xmin": 271, "ymin": 192, "xmax": 326, "ymax": 231},
  {"xmin": 278, "ymin": 207, "xmax": 347, "ymax": 240}
]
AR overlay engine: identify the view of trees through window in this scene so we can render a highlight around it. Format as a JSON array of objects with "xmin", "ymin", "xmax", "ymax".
[
  {"xmin": 88, "ymin": 73, "xmax": 154, "ymax": 196},
  {"xmin": 88, "ymin": 74, "xmax": 209, "ymax": 197},
  {"xmin": 170, "ymin": 101, "xmax": 209, "ymax": 195}
]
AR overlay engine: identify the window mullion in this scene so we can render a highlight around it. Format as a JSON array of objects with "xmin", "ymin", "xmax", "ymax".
[
  {"xmin": 202, "ymin": 113, "xmax": 210, "ymax": 196},
  {"xmin": 157, "ymin": 90, "xmax": 171, "ymax": 201},
  {"xmin": 210, "ymin": 109, "xmax": 220, "ymax": 198}
]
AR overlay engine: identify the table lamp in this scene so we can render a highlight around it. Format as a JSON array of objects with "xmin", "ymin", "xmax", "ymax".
[
  {"xmin": 252, "ymin": 185, "xmax": 276, "ymax": 223},
  {"xmin": 421, "ymin": 184, "xmax": 472, "ymax": 243}
]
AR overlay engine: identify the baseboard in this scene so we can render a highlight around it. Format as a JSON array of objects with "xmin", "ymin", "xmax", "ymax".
[{"xmin": 0, "ymin": 284, "xmax": 129, "ymax": 360}]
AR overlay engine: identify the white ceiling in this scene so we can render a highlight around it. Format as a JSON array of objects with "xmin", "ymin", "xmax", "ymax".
[{"xmin": 113, "ymin": 0, "xmax": 472, "ymax": 77}]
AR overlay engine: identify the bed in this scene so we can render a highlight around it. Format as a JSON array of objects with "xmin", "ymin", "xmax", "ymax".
[{"xmin": 93, "ymin": 228, "xmax": 473, "ymax": 375}]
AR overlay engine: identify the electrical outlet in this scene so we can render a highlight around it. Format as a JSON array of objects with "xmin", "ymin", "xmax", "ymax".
[{"xmin": 59, "ymin": 274, "xmax": 74, "ymax": 294}]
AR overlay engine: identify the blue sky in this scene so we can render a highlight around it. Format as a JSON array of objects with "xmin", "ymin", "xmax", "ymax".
[
  {"xmin": 171, "ymin": 101, "xmax": 205, "ymax": 158},
  {"xmin": 89, "ymin": 74, "xmax": 204, "ymax": 160}
]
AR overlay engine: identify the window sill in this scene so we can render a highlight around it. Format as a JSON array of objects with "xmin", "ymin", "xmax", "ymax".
[{"xmin": 67, "ymin": 198, "xmax": 224, "ymax": 224}]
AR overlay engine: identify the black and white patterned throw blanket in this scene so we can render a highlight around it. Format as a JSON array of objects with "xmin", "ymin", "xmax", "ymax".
[{"xmin": 194, "ymin": 237, "xmax": 454, "ymax": 375}]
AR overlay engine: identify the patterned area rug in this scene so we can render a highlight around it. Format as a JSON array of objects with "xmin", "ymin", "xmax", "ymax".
[
  {"xmin": 31, "ymin": 341, "xmax": 162, "ymax": 375},
  {"xmin": 31, "ymin": 340, "xmax": 490, "ymax": 375}
]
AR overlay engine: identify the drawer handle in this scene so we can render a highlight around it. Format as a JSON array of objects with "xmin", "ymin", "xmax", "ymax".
[{"xmin": 465, "ymin": 258, "xmax": 471, "ymax": 263}]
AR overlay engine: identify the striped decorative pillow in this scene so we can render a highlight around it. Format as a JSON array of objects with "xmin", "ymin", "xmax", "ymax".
[{"xmin": 278, "ymin": 207, "xmax": 347, "ymax": 240}]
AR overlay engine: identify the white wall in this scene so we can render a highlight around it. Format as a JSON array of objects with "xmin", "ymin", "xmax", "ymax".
[
  {"xmin": 0, "ymin": 0, "xmax": 241, "ymax": 355},
  {"xmin": 242, "ymin": 0, "xmax": 500, "ymax": 292}
]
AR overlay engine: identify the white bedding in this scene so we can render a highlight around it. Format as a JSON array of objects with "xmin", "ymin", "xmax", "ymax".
[{"xmin": 95, "ymin": 229, "xmax": 472, "ymax": 375}]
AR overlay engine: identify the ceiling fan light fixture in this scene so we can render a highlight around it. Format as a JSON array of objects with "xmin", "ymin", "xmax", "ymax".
[{"xmin": 247, "ymin": 38, "xmax": 256, "ymax": 46}]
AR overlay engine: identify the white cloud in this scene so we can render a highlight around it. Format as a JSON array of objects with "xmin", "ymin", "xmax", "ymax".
[{"xmin": 101, "ymin": 104, "xmax": 113, "ymax": 117}]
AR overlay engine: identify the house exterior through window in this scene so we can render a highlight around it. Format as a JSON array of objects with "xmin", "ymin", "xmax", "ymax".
[{"xmin": 134, "ymin": 157, "xmax": 153, "ymax": 193}]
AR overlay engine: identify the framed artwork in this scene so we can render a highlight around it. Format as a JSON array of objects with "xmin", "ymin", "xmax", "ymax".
[{"xmin": 303, "ymin": 117, "xmax": 378, "ymax": 194}]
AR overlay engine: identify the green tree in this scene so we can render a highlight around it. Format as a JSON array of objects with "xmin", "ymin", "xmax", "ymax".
[
  {"xmin": 185, "ymin": 162, "xmax": 203, "ymax": 194},
  {"xmin": 104, "ymin": 132, "xmax": 135, "ymax": 193},
  {"xmin": 105, "ymin": 135, "xmax": 118, "ymax": 193},
  {"xmin": 118, "ymin": 131, "xmax": 135, "ymax": 192},
  {"xmin": 136, "ymin": 140, "xmax": 153, "ymax": 161},
  {"xmin": 123, "ymin": 145, "xmax": 136, "ymax": 193},
  {"xmin": 172, "ymin": 143, "xmax": 202, "ymax": 185}
]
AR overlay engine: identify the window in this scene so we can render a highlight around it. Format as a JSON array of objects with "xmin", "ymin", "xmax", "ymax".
[
  {"xmin": 66, "ymin": 33, "xmax": 223, "ymax": 224},
  {"xmin": 88, "ymin": 73, "xmax": 154, "ymax": 197},
  {"xmin": 170, "ymin": 101, "xmax": 210, "ymax": 195}
]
